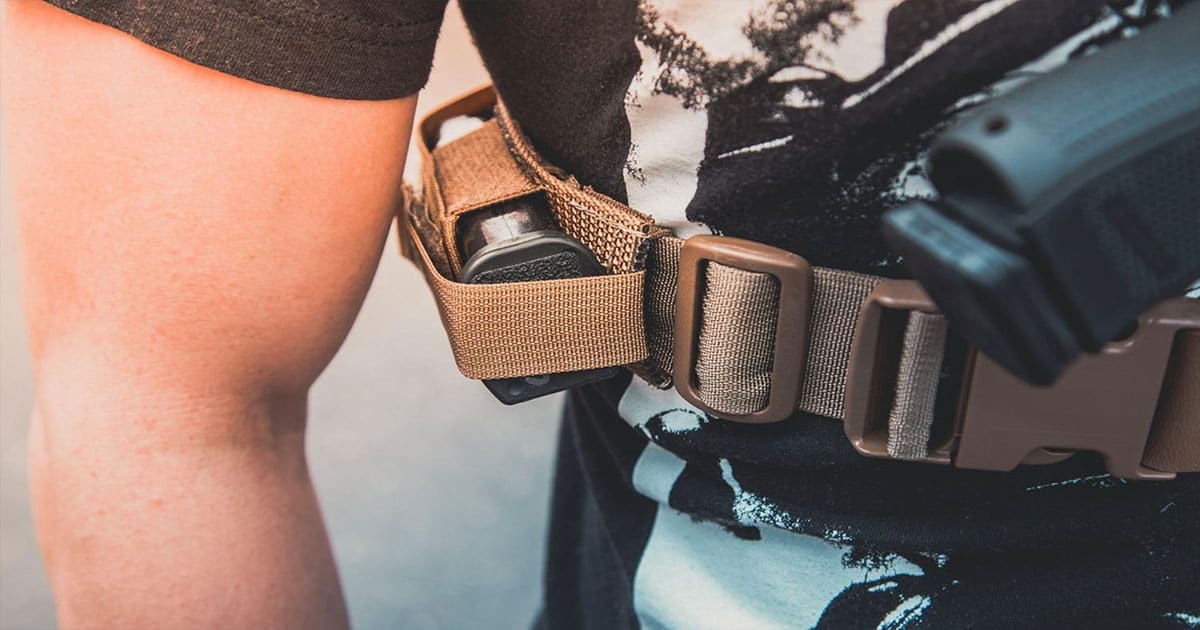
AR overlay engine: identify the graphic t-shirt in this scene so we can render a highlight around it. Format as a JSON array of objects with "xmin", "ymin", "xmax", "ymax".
[{"xmin": 46, "ymin": 0, "xmax": 1200, "ymax": 627}]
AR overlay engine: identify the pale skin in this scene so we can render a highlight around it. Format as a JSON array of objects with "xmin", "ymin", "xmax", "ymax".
[{"xmin": 2, "ymin": 2, "xmax": 420, "ymax": 627}]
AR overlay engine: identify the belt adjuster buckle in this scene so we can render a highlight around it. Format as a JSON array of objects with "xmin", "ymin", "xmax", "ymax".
[
  {"xmin": 673, "ymin": 235, "xmax": 813, "ymax": 423},
  {"xmin": 844, "ymin": 280, "xmax": 1200, "ymax": 480}
]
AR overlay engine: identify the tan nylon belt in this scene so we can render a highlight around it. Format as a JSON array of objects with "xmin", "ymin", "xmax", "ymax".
[
  {"xmin": 399, "ymin": 84, "xmax": 1200, "ymax": 477},
  {"xmin": 887, "ymin": 311, "xmax": 948, "ymax": 461},
  {"xmin": 643, "ymin": 237, "xmax": 893, "ymax": 420}
]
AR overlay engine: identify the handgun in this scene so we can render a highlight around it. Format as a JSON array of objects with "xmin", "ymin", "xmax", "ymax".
[{"xmin": 883, "ymin": 4, "xmax": 1200, "ymax": 385}]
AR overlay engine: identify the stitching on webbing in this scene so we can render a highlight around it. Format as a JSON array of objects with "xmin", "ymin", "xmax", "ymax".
[
  {"xmin": 195, "ymin": 0, "xmax": 441, "ymax": 50},
  {"xmin": 495, "ymin": 110, "xmax": 651, "ymax": 239}
]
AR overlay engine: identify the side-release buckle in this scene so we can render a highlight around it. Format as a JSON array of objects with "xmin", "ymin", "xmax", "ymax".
[
  {"xmin": 844, "ymin": 280, "xmax": 1200, "ymax": 480},
  {"xmin": 673, "ymin": 235, "xmax": 813, "ymax": 423}
]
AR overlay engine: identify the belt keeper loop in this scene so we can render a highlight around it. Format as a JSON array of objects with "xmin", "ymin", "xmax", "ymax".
[{"xmin": 673, "ymin": 235, "xmax": 813, "ymax": 423}]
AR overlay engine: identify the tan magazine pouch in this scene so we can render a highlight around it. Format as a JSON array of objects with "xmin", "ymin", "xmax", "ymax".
[{"xmin": 397, "ymin": 85, "xmax": 665, "ymax": 380}]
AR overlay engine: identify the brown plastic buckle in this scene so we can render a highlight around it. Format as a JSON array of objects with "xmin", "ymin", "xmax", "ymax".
[
  {"xmin": 673, "ymin": 235, "xmax": 813, "ymax": 423},
  {"xmin": 843, "ymin": 281, "xmax": 957, "ymax": 464},
  {"xmin": 844, "ymin": 280, "xmax": 1200, "ymax": 480}
]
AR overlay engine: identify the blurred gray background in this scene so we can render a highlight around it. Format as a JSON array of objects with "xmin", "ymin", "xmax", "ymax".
[{"xmin": 1, "ymin": 4, "xmax": 563, "ymax": 629}]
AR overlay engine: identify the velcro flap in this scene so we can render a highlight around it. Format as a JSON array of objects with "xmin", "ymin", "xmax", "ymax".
[
  {"xmin": 432, "ymin": 119, "xmax": 540, "ymax": 218},
  {"xmin": 403, "ymin": 221, "xmax": 648, "ymax": 380}
]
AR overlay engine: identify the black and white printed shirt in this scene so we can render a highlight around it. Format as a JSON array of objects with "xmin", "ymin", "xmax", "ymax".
[{"xmin": 477, "ymin": 2, "xmax": 1199, "ymax": 627}]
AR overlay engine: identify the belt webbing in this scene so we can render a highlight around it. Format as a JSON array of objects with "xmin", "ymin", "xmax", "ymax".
[
  {"xmin": 402, "ymin": 84, "xmax": 1199, "ymax": 474},
  {"xmin": 695, "ymin": 262, "xmax": 780, "ymax": 416},
  {"xmin": 641, "ymin": 237, "xmax": 949, "ymax": 453},
  {"xmin": 644, "ymin": 237, "xmax": 893, "ymax": 418},
  {"xmin": 887, "ymin": 311, "xmax": 948, "ymax": 461}
]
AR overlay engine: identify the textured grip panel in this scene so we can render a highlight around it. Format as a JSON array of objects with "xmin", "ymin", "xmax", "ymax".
[
  {"xmin": 1034, "ymin": 129, "xmax": 1200, "ymax": 347},
  {"xmin": 1010, "ymin": 3, "xmax": 1200, "ymax": 166},
  {"xmin": 930, "ymin": 5, "xmax": 1200, "ymax": 211},
  {"xmin": 1074, "ymin": 133, "xmax": 1200, "ymax": 303},
  {"xmin": 1019, "ymin": 47, "xmax": 1200, "ymax": 156}
]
